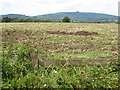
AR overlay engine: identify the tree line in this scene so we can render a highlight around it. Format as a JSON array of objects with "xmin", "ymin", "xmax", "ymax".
[
  {"xmin": 1, "ymin": 16, "xmax": 116, "ymax": 23},
  {"xmin": 1, "ymin": 17, "xmax": 52, "ymax": 22},
  {"xmin": 1, "ymin": 16, "xmax": 71, "ymax": 23}
]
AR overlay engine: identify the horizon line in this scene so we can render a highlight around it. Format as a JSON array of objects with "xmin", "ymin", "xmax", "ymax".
[{"xmin": 1, "ymin": 11, "xmax": 118, "ymax": 16}]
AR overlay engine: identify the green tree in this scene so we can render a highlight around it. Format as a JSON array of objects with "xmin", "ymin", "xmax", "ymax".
[
  {"xmin": 25, "ymin": 18, "xmax": 33, "ymax": 22},
  {"xmin": 11, "ymin": 17, "xmax": 19, "ymax": 22},
  {"xmin": 62, "ymin": 16, "xmax": 70, "ymax": 22},
  {"xmin": 18, "ymin": 18, "xmax": 25, "ymax": 22},
  {"xmin": 2, "ymin": 17, "xmax": 12, "ymax": 22}
]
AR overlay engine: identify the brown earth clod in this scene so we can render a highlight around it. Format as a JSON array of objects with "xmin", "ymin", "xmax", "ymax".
[{"xmin": 46, "ymin": 31, "xmax": 99, "ymax": 36}]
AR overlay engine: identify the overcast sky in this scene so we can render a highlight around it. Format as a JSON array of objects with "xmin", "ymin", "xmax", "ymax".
[{"xmin": 0, "ymin": 0, "xmax": 119, "ymax": 16}]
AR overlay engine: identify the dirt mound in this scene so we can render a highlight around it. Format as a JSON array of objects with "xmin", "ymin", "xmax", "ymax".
[
  {"xmin": 74, "ymin": 31, "xmax": 98, "ymax": 35},
  {"xmin": 46, "ymin": 31, "xmax": 67, "ymax": 35},
  {"xmin": 46, "ymin": 31, "xmax": 98, "ymax": 36}
]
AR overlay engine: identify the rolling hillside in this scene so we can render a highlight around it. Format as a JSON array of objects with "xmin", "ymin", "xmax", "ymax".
[
  {"xmin": 1, "ymin": 12, "xmax": 118, "ymax": 22},
  {"xmin": 1, "ymin": 14, "xmax": 29, "ymax": 19},
  {"xmin": 32, "ymin": 12, "xmax": 117, "ymax": 22}
]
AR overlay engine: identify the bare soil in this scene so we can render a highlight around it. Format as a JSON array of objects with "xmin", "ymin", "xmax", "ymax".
[{"xmin": 46, "ymin": 31, "xmax": 99, "ymax": 36}]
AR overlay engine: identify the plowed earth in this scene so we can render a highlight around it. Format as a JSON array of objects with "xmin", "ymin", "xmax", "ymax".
[{"xmin": 46, "ymin": 31, "xmax": 99, "ymax": 36}]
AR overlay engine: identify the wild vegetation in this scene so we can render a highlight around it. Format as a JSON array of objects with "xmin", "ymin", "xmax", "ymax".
[{"xmin": 2, "ymin": 23, "xmax": 119, "ymax": 88}]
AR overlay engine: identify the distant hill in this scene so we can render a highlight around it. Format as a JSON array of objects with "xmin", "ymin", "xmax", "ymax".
[
  {"xmin": 1, "ymin": 14, "xmax": 29, "ymax": 19},
  {"xmin": 1, "ymin": 12, "xmax": 118, "ymax": 22},
  {"xmin": 31, "ymin": 12, "xmax": 117, "ymax": 22}
]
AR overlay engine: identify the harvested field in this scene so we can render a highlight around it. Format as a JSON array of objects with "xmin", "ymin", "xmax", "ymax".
[{"xmin": 2, "ymin": 23, "xmax": 118, "ymax": 60}]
